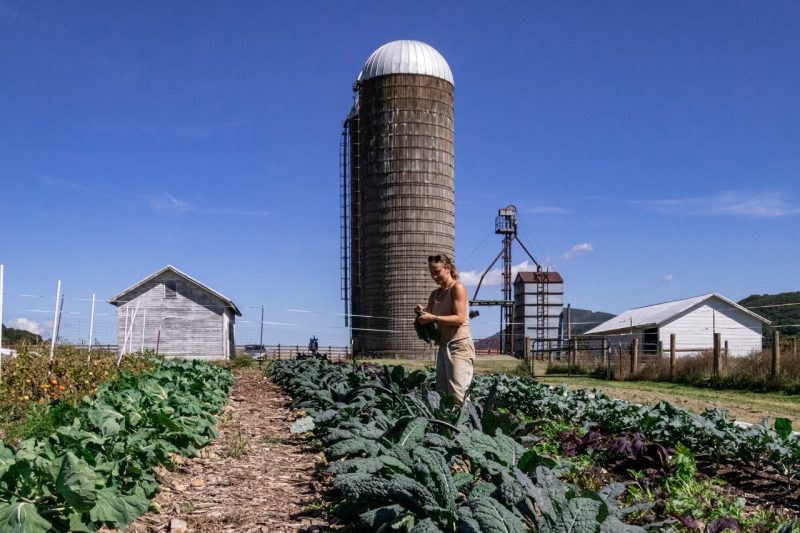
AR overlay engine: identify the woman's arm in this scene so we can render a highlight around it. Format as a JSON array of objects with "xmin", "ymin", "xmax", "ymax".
[{"xmin": 415, "ymin": 291, "xmax": 436, "ymax": 315}]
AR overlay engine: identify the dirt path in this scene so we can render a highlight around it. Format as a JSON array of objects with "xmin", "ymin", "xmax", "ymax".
[{"xmin": 124, "ymin": 367, "xmax": 329, "ymax": 533}]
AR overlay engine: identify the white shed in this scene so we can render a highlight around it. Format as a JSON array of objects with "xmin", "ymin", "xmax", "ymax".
[
  {"xmin": 109, "ymin": 265, "xmax": 241, "ymax": 360},
  {"xmin": 583, "ymin": 293, "xmax": 770, "ymax": 356}
]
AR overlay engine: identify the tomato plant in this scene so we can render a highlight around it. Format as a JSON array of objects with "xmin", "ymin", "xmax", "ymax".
[{"xmin": 0, "ymin": 343, "xmax": 158, "ymax": 437}]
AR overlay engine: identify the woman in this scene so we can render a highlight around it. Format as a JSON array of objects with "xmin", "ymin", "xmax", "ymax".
[{"xmin": 415, "ymin": 253, "xmax": 476, "ymax": 404}]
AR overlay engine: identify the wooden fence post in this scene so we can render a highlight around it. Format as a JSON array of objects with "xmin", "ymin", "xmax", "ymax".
[
  {"xmin": 602, "ymin": 338, "xmax": 610, "ymax": 380},
  {"xmin": 669, "ymin": 334, "xmax": 676, "ymax": 381},
  {"xmin": 771, "ymin": 330, "xmax": 781, "ymax": 379},
  {"xmin": 524, "ymin": 336, "xmax": 532, "ymax": 376},
  {"xmin": 630, "ymin": 338, "xmax": 639, "ymax": 375},
  {"xmin": 724, "ymin": 340, "xmax": 729, "ymax": 369},
  {"xmin": 713, "ymin": 333, "xmax": 721, "ymax": 381}
]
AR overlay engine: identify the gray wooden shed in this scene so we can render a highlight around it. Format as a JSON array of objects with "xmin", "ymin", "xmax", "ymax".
[{"xmin": 109, "ymin": 265, "xmax": 241, "ymax": 360}]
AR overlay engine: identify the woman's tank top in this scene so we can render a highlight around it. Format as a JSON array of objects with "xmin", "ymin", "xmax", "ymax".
[{"xmin": 429, "ymin": 283, "xmax": 472, "ymax": 344}]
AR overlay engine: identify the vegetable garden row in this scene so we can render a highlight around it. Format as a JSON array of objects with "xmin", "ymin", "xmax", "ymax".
[
  {"xmin": 271, "ymin": 359, "xmax": 800, "ymax": 532},
  {"xmin": 0, "ymin": 359, "xmax": 232, "ymax": 532}
]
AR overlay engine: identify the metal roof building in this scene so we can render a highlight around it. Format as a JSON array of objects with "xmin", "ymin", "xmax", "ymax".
[{"xmin": 583, "ymin": 293, "xmax": 770, "ymax": 356}]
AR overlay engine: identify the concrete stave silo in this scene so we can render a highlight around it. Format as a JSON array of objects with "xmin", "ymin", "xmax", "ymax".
[{"xmin": 343, "ymin": 40, "xmax": 455, "ymax": 358}]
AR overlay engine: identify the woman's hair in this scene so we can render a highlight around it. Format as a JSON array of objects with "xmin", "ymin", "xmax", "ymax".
[{"xmin": 428, "ymin": 253, "xmax": 460, "ymax": 280}]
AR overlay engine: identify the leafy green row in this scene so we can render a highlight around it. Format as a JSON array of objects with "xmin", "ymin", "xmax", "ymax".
[
  {"xmin": 269, "ymin": 360, "xmax": 656, "ymax": 532},
  {"xmin": 0, "ymin": 360, "xmax": 233, "ymax": 532},
  {"xmin": 471, "ymin": 373, "xmax": 800, "ymax": 482}
]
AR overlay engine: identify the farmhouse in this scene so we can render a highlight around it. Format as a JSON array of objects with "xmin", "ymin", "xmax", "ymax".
[
  {"xmin": 583, "ymin": 293, "xmax": 770, "ymax": 356},
  {"xmin": 109, "ymin": 265, "xmax": 241, "ymax": 360}
]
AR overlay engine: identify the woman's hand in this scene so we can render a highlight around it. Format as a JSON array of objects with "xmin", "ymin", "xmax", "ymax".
[
  {"xmin": 416, "ymin": 311, "xmax": 435, "ymax": 324},
  {"xmin": 414, "ymin": 304, "xmax": 424, "ymax": 313}
]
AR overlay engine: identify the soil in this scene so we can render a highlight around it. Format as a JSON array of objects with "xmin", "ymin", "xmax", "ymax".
[
  {"xmin": 698, "ymin": 458, "xmax": 800, "ymax": 514},
  {"xmin": 121, "ymin": 367, "xmax": 329, "ymax": 533}
]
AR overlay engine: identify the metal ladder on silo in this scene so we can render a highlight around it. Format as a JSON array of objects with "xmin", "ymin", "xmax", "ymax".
[
  {"xmin": 339, "ymin": 119, "xmax": 351, "ymax": 325},
  {"xmin": 536, "ymin": 275, "xmax": 548, "ymax": 356}
]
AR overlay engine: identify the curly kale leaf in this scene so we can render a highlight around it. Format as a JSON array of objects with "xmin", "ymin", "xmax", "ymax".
[
  {"xmin": 325, "ymin": 437, "xmax": 382, "ymax": 460},
  {"xmin": 469, "ymin": 495, "xmax": 528, "ymax": 533},
  {"xmin": 327, "ymin": 456, "xmax": 385, "ymax": 475},
  {"xmin": 411, "ymin": 446, "xmax": 457, "ymax": 511},
  {"xmin": 358, "ymin": 504, "xmax": 405, "ymax": 529},
  {"xmin": 334, "ymin": 472, "xmax": 390, "ymax": 501},
  {"xmin": 411, "ymin": 517, "xmax": 446, "ymax": 532},
  {"xmin": 453, "ymin": 471, "xmax": 475, "ymax": 493}
]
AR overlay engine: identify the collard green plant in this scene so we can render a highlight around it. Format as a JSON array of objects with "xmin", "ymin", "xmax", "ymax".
[{"xmin": 0, "ymin": 360, "xmax": 232, "ymax": 532}]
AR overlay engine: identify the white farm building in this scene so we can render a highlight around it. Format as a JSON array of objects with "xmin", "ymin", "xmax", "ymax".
[
  {"xmin": 109, "ymin": 265, "xmax": 241, "ymax": 360},
  {"xmin": 583, "ymin": 293, "xmax": 770, "ymax": 356}
]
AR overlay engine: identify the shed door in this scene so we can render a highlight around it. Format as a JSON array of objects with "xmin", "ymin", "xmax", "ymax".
[{"xmin": 643, "ymin": 328, "xmax": 659, "ymax": 354}]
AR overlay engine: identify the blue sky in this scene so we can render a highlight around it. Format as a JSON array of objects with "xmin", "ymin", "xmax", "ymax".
[{"xmin": 1, "ymin": 1, "xmax": 798, "ymax": 346}]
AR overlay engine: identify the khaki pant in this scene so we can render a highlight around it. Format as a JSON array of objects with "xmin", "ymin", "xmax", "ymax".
[{"xmin": 436, "ymin": 337, "xmax": 476, "ymax": 404}]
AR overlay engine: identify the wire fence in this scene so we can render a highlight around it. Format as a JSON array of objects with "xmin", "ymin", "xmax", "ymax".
[
  {"xmin": 1, "ymin": 273, "xmax": 798, "ymax": 358},
  {"xmin": 522, "ymin": 331, "xmax": 800, "ymax": 389}
]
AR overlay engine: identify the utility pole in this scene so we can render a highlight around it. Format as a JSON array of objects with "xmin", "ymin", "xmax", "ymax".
[
  {"xmin": 259, "ymin": 305, "xmax": 264, "ymax": 349},
  {"xmin": 0, "ymin": 264, "xmax": 4, "ymax": 379},
  {"xmin": 50, "ymin": 280, "xmax": 62, "ymax": 363},
  {"xmin": 88, "ymin": 293, "xmax": 96, "ymax": 355},
  {"xmin": 249, "ymin": 305, "xmax": 266, "ymax": 351}
]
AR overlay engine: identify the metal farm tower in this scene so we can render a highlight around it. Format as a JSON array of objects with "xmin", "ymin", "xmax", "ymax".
[{"xmin": 340, "ymin": 40, "xmax": 455, "ymax": 358}]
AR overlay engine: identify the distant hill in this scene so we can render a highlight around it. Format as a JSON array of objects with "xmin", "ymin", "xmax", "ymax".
[
  {"xmin": 1, "ymin": 325, "xmax": 43, "ymax": 346},
  {"xmin": 569, "ymin": 308, "xmax": 616, "ymax": 335},
  {"xmin": 738, "ymin": 291, "xmax": 800, "ymax": 338},
  {"xmin": 474, "ymin": 308, "xmax": 615, "ymax": 345}
]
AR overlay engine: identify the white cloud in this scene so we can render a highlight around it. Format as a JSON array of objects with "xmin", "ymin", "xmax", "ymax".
[
  {"xmin": 148, "ymin": 192, "xmax": 192, "ymax": 213},
  {"xmin": 145, "ymin": 193, "xmax": 269, "ymax": 217},
  {"xmin": 563, "ymin": 243, "xmax": 593, "ymax": 259},
  {"xmin": 460, "ymin": 260, "xmax": 538, "ymax": 287},
  {"xmin": 39, "ymin": 175, "xmax": 94, "ymax": 194},
  {"xmin": 662, "ymin": 274, "xmax": 674, "ymax": 283},
  {"xmin": 525, "ymin": 205, "xmax": 571, "ymax": 215},
  {"xmin": 10, "ymin": 318, "xmax": 45, "ymax": 336},
  {"xmin": 206, "ymin": 206, "xmax": 270, "ymax": 217},
  {"xmin": 633, "ymin": 190, "xmax": 800, "ymax": 218}
]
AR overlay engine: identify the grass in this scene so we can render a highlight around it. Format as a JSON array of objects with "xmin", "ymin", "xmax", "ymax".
[
  {"xmin": 222, "ymin": 426, "xmax": 251, "ymax": 459},
  {"xmin": 359, "ymin": 354, "xmax": 522, "ymax": 375}
]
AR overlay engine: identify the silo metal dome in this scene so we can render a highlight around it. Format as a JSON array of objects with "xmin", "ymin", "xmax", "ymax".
[
  {"xmin": 343, "ymin": 40, "xmax": 456, "ymax": 359},
  {"xmin": 360, "ymin": 40, "xmax": 454, "ymax": 85}
]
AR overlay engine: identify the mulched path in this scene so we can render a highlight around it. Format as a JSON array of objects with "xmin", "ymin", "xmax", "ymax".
[{"xmin": 123, "ymin": 367, "xmax": 329, "ymax": 533}]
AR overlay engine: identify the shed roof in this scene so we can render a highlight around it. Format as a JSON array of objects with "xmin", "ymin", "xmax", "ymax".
[
  {"xmin": 583, "ymin": 293, "xmax": 770, "ymax": 335},
  {"xmin": 515, "ymin": 271, "xmax": 564, "ymax": 284},
  {"xmin": 108, "ymin": 265, "xmax": 242, "ymax": 316}
]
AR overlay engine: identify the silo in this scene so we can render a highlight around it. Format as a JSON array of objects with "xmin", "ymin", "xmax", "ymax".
[{"xmin": 345, "ymin": 40, "xmax": 455, "ymax": 358}]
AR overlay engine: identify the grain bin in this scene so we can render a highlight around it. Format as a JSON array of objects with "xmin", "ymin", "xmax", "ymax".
[{"xmin": 342, "ymin": 40, "xmax": 455, "ymax": 358}]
